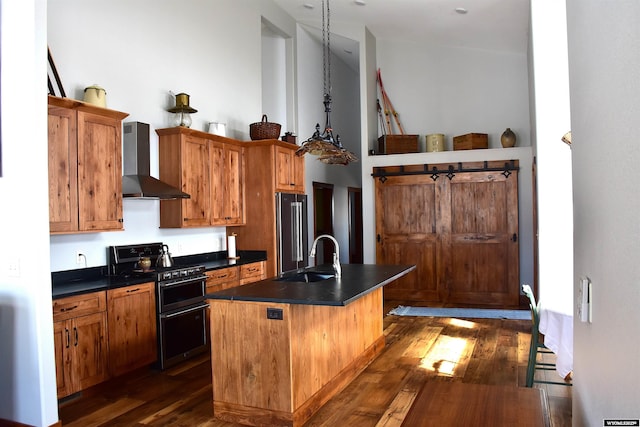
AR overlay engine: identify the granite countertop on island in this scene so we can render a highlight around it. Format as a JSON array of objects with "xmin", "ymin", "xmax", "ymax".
[{"xmin": 206, "ymin": 263, "xmax": 415, "ymax": 306}]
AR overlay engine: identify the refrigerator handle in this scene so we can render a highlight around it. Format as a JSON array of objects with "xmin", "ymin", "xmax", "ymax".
[{"xmin": 292, "ymin": 201, "xmax": 303, "ymax": 262}]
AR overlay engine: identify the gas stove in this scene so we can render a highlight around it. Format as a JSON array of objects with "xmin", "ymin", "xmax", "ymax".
[{"xmin": 107, "ymin": 242, "xmax": 209, "ymax": 370}]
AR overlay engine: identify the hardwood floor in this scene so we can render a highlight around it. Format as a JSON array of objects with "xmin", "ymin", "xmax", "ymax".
[{"xmin": 58, "ymin": 301, "xmax": 571, "ymax": 426}]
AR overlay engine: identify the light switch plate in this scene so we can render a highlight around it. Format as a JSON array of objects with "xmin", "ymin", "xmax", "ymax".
[{"xmin": 578, "ymin": 277, "xmax": 591, "ymax": 323}]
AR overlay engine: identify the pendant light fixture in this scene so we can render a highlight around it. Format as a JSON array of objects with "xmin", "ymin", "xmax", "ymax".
[{"xmin": 295, "ymin": 0, "xmax": 358, "ymax": 165}]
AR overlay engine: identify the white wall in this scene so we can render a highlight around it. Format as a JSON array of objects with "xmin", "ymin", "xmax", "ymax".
[
  {"xmin": 47, "ymin": 0, "xmax": 297, "ymax": 272},
  {"xmin": 375, "ymin": 39, "xmax": 532, "ymax": 152},
  {"xmin": 530, "ymin": 1, "xmax": 573, "ymax": 315},
  {"xmin": 567, "ymin": 0, "xmax": 640, "ymax": 423},
  {"xmin": 0, "ymin": 1, "xmax": 58, "ymax": 425},
  {"xmin": 296, "ymin": 24, "xmax": 361, "ymax": 261}
]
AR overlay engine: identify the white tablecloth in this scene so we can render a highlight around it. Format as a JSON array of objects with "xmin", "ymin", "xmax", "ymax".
[{"xmin": 538, "ymin": 308, "xmax": 573, "ymax": 378}]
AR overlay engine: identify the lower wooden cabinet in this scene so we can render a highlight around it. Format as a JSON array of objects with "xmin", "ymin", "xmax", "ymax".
[
  {"xmin": 53, "ymin": 291, "xmax": 108, "ymax": 399},
  {"xmin": 205, "ymin": 266, "xmax": 240, "ymax": 294},
  {"xmin": 107, "ymin": 282, "xmax": 157, "ymax": 377},
  {"xmin": 239, "ymin": 261, "xmax": 266, "ymax": 285}
]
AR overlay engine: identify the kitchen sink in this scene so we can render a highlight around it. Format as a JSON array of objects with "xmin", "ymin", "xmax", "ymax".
[{"xmin": 275, "ymin": 271, "xmax": 335, "ymax": 283}]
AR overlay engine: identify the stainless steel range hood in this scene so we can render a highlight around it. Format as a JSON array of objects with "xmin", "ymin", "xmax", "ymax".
[{"xmin": 122, "ymin": 121, "xmax": 190, "ymax": 199}]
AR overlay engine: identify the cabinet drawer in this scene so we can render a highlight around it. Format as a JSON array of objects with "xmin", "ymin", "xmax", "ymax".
[
  {"xmin": 206, "ymin": 266, "xmax": 239, "ymax": 286},
  {"xmin": 53, "ymin": 291, "xmax": 106, "ymax": 322},
  {"xmin": 240, "ymin": 261, "xmax": 266, "ymax": 285}
]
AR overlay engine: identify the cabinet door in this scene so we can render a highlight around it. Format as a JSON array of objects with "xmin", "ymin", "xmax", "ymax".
[
  {"xmin": 211, "ymin": 142, "xmax": 245, "ymax": 225},
  {"xmin": 107, "ymin": 282, "xmax": 157, "ymax": 377},
  {"xmin": 73, "ymin": 311, "xmax": 109, "ymax": 392},
  {"xmin": 48, "ymin": 106, "xmax": 78, "ymax": 233},
  {"xmin": 181, "ymin": 135, "xmax": 211, "ymax": 226},
  {"xmin": 210, "ymin": 141, "xmax": 226, "ymax": 225},
  {"xmin": 224, "ymin": 144, "xmax": 245, "ymax": 225},
  {"xmin": 53, "ymin": 320, "xmax": 73, "ymax": 398},
  {"xmin": 291, "ymin": 153, "xmax": 305, "ymax": 193},
  {"xmin": 275, "ymin": 145, "xmax": 296, "ymax": 192},
  {"xmin": 77, "ymin": 111, "xmax": 123, "ymax": 231}
]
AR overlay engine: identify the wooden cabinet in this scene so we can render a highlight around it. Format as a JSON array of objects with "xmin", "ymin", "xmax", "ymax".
[
  {"xmin": 48, "ymin": 95, "xmax": 128, "ymax": 234},
  {"xmin": 374, "ymin": 161, "xmax": 520, "ymax": 307},
  {"xmin": 211, "ymin": 141, "xmax": 245, "ymax": 225},
  {"xmin": 52, "ymin": 291, "xmax": 108, "ymax": 398},
  {"xmin": 205, "ymin": 266, "xmax": 240, "ymax": 294},
  {"xmin": 157, "ymin": 127, "xmax": 245, "ymax": 228},
  {"xmin": 274, "ymin": 144, "xmax": 305, "ymax": 193},
  {"xmin": 107, "ymin": 282, "xmax": 157, "ymax": 377},
  {"xmin": 228, "ymin": 140, "xmax": 304, "ymax": 278},
  {"xmin": 239, "ymin": 261, "xmax": 266, "ymax": 285}
]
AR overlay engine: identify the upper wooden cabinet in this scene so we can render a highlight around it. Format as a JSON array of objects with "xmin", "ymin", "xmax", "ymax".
[
  {"xmin": 274, "ymin": 144, "xmax": 305, "ymax": 193},
  {"xmin": 48, "ymin": 96, "xmax": 128, "ymax": 234},
  {"xmin": 227, "ymin": 140, "xmax": 304, "ymax": 278},
  {"xmin": 157, "ymin": 127, "xmax": 245, "ymax": 228},
  {"xmin": 211, "ymin": 141, "xmax": 245, "ymax": 225}
]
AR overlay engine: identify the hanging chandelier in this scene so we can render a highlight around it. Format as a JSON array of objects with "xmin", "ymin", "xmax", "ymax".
[{"xmin": 295, "ymin": 0, "xmax": 358, "ymax": 165}]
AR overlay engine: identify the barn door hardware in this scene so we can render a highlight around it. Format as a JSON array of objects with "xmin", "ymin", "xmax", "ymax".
[{"xmin": 372, "ymin": 160, "xmax": 519, "ymax": 180}]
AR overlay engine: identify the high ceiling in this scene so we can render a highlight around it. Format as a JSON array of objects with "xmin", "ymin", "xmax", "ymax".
[{"xmin": 272, "ymin": 0, "xmax": 530, "ymax": 69}]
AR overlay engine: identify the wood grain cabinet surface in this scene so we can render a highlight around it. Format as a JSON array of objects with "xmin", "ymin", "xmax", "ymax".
[
  {"xmin": 53, "ymin": 291, "xmax": 108, "ymax": 399},
  {"xmin": 107, "ymin": 282, "xmax": 157, "ymax": 377},
  {"xmin": 228, "ymin": 140, "xmax": 304, "ymax": 278},
  {"xmin": 48, "ymin": 95, "xmax": 128, "ymax": 234},
  {"xmin": 157, "ymin": 127, "xmax": 245, "ymax": 228}
]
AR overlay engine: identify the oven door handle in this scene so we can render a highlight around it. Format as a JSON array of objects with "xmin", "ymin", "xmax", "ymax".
[
  {"xmin": 160, "ymin": 302, "xmax": 209, "ymax": 319},
  {"xmin": 159, "ymin": 276, "xmax": 207, "ymax": 288}
]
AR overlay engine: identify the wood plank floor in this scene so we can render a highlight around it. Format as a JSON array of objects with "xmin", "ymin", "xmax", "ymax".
[{"xmin": 58, "ymin": 301, "xmax": 571, "ymax": 426}]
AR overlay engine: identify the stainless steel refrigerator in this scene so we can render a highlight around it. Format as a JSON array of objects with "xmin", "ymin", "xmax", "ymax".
[{"xmin": 275, "ymin": 193, "xmax": 309, "ymax": 274}]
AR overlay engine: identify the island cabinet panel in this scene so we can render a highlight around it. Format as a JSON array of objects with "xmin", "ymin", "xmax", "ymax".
[
  {"xmin": 375, "ymin": 161, "xmax": 520, "ymax": 307},
  {"xmin": 209, "ymin": 288, "xmax": 384, "ymax": 427},
  {"xmin": 48, "ymin": 95, "xmax": 128, "ymax": 234},
  {"xmin": 107, "ymin": 282, "xmax": 157, "ymax": 377}
]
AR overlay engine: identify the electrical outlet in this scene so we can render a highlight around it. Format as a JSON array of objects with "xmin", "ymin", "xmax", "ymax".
[{"xmin": 76, "ymin": 251, "xmax": 83, "ymax": 264}]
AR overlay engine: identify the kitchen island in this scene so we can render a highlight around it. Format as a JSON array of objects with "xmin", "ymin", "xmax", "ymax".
[{"xmin": 206, "ymin": 263, "xmax": 415, "ymax": 427}]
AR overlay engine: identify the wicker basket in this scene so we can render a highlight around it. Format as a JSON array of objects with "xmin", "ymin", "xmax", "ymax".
[{"xmin": 249, "ymin": 115, "xmax": 281, "ymax": 140}]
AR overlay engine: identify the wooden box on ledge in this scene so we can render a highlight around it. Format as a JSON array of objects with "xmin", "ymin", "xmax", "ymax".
[
  {"xmin": 377, "ymin": 135, "xmax": 419, "ymax": 154},
  {"xmin": 453, "ymin": 133, "xmax": 488, "ymax": 150}
]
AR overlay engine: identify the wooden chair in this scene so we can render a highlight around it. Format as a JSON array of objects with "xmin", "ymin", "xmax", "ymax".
[{"xmin": 522, "ymin": 284, "xmax": 572, "ymax": 388}]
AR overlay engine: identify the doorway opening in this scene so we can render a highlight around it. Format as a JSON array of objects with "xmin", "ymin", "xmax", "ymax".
[
  {"xmin": 312, "ymin": 182, "xmax": 334, "ymax": 265},
  {"xmin": 348, "ymin": 187, "xmax": 363, "ymax": 264}
]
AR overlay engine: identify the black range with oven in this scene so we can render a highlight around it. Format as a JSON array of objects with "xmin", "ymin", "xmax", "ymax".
[{"xmin": 108, "ymin": 242, "xmax": 209, "ymax": 370}]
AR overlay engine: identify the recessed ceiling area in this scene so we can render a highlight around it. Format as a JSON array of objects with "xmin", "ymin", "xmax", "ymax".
[{"xmin": 273, "ymin": 0, "xmax": 530, "ymax": 55}]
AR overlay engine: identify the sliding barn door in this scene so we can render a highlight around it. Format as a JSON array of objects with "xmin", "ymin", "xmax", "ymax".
[
  {"xmin": 375, "ymin": 174, "xmax": 441, "ymax": 302},
  {"xmin": 374, "ymin": 161, "xmax": 520, "ymax": 308}
]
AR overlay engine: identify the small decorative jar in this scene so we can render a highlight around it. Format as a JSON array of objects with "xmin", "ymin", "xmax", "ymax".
[
  {"xmin": 501, "ymin": 128, "xmax": 517, "ymax": 148},
  {"xmin": 139, "ymin": 257, "xmax": 152, "ymax": 271}
]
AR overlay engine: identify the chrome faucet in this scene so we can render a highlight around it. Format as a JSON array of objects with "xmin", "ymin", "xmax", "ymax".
[{"xmin": 309, "ymin": 234, "xmax": 341, "ymax": 278}]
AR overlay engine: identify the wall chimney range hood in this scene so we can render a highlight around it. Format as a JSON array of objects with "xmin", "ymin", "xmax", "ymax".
[{"xmin": 122, "ymin": 121, "xmax": 190, "ymax": 199}]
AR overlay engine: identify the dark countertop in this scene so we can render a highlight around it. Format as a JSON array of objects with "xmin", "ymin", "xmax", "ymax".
[
  {"xmin": 51, "ymin": 250, "xmax": 267, "ymax": 300},
  {"xmin": 206, "ymin": 263, "xmax": 415, "ymax": 306}
]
